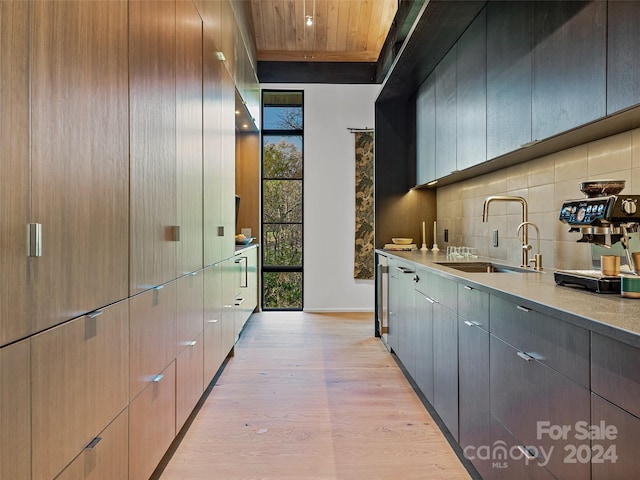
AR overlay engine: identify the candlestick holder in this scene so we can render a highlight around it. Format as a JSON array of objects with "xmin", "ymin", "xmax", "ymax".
[
  {"xmin": 431, "ymin": 243, "xmax": 440, "ymax": 252},
  {"xmin": 421, "ymin": 243, "xmax": 429, "ymax": 251}
]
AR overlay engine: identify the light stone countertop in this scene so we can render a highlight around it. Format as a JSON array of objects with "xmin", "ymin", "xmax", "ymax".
[{"xmin": 378, "ymin": 249, "xmax": 640, "ymax": 348}]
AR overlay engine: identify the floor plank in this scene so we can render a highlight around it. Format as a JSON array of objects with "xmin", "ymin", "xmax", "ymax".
[{"xmin": 158, "ymin": 312, "xmax": 471, "ymax": 480}]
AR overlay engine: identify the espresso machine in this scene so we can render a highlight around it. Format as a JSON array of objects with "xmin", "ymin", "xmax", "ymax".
[{"xmin": 555, "ymin": 180, "xmax": 640, "ymax": 293}]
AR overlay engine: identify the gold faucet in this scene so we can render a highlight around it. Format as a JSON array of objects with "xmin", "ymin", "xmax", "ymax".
[
  {"xmin": 517, "ymin": 221, "xmax": 543, "ymax": 270},
  {"xmin": 482, "ymin": 195, "xmax": 530, "ymax": 268}
]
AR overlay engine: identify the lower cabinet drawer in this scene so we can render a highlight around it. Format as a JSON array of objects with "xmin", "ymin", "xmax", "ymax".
[
  {"xmin": 591, "ymin": 393, "xmax": 640, "ymax": 480},
  {"xmin": 56, "ymin": 408, "xmax": 129, "ymax": 480},
  {"xmin": 176, "ymin": 332, "xmax": 204, "ymax": 432},
  {"xmin": 490, "ymin": 335, "xmax": 590, "ymax": 480},
  {"xmin": 129, "ymin": 361, "xmax": 176, "ymax": 480},
  {"xmin": 486, "ymin": 415, "xmax": 557, "ymax": 480}
]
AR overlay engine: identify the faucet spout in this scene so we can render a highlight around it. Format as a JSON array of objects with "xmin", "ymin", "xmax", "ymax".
[{"xmin": 482, "ymin": 195, "xmax": 529, "ymax": 267}]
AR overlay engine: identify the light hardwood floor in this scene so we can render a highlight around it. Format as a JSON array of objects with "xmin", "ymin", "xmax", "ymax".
[{"xmin": 157, "ymin": 312, "xmax": 471, "ymax": 480}]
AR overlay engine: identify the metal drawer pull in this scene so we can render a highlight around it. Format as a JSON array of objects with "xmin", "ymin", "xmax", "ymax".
[
  {"xmin": 154, "ymin": 285, "xmax": 164, "ymax": 291},
  {"xmin": 464, "ymin": 285, "xmax": 473, "ymax": 290},
  {"xmin": 425, "ymin": 296, "xmax": 436, "ymax": 304},
  {"xmin": 235, "ymin": 297, "xmax": 245, "ymax": 306},
  {"xmin": 517, "ymin": 445, "xmax": 537, "ymax": 460},
  {"xmin": 86, "ymin": 437, "xmax": 102, "ymax": 450},
  {"xmin": 87, "ymin": 310, "xmax": 103, "ymax": 319},
  {"xmin": 190, "ymin": 271, "xmax": 198, "ymax": 277},
  {"xmin": 188, "ymin": 340, "xmax": 197, "ymax": 347},
  {"xmin": 152, "ymin": 374, "xmax": 164, "ymax": 383},
  {"xmin": 395, "ymin": 266, "xmax": 415, "ymax": 274},
  {"xmin": 27, "ymin": 223, "xmax": 43, "ymax": 257},
  {"xmin": 516, "ymin": 305, "xmax": 531, "ymax": 312},
  {"xmin": 208, "ymin": 319, "xmax": 219, "ymax": 324},
  {"xmin": 463, "ymin": 320, "xmax": 475, "ymax": 327},
  {"xmin": 517, "ymin": 351, "xmax": 534, "ymax": 362}
]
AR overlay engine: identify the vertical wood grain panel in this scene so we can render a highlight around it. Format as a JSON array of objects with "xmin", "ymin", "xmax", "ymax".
[
  {"xmin": 55, "ymin": 409, "xmax": 129, "ymax": 480},
  {"xmin": 30, "ymin": 0, "xmax": 129, "ymax": 332},
  {"xmin": 176, "ymin": 332, "xmax": 204, "ymax": 432},
  {"xmin": 129, "ymin": 362, "xmax": 176, "ymax": 480},
  {"xmin": 177, "ymin": 0, "xmax": 204, "ymax": 275},
  {"xmin": 0, "ymin": 340, "xmax": 31, "ymax": 480},
  {"xmin": 130, "ymin": 282, "xmax": 178, "ymax": 401},
  {"xmin": 0, "ymin": 0, "xmax": 30, "ymax": 345},
  {"xmin": 203, "ymin": 263, "xmax": 223, "ymax": 383},
  {"xmin": 235, "ymin": 132, "xmax": 260, "ymax": 238},
  {"xmin": 221, "ymin": 68, "xmax": 237, "ymax": 259},
  {"xmin": 130, "ymin": 0, "xmax": 178, "ymax": 293},
  {"xmin": 31, "ymin": 301, "xmax": 129, "ymax": 480},
  {"xmin": 177, "ymin": 271, "xmax": 204, "ymax": 349}
]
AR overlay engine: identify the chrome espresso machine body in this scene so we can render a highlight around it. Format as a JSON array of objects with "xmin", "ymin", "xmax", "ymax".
[{"xmin": 555, "ymin": 181, "xmax": 640, "ymax": 293}]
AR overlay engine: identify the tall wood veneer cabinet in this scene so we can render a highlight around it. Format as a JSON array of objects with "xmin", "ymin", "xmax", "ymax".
[
  {"xmin": 177, "ymin": 0, "xmax": 205, "ymax": 276},
  {"xmin": 129, "ymin": 0, "xmax": 178, "ymax": 294},
  {"xmin": 0, "ymin": 340, "xmax": 31, "ymax": 479},
  {"xmin": 30, "ymin": 0, "xmax": 130, "ymax": 333},
  {"xmin": 31, "ymin": 301, "xmax": 129, "ymax": 480},
  {"xmin": 0, "ymin": 0, "xmax": 30, "ymax": 345}
]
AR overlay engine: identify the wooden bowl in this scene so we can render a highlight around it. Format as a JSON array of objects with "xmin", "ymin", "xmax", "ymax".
[{"xmin": 392, "ymin": 238, "xmax": 413, "ymax": 245}]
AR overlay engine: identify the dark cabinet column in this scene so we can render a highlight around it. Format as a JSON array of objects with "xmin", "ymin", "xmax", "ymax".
[
  {"xmin": 487, "ymin": 1, "xmax": 532, "ymax": 160},
  {"xmin": 607, "ymin": 0, "xmax": 640, "ymax": 115},
  {"xmin": 416, "ymin": 73, "xmax": 436, "ymax": 186},
  {"xmin": 435, "ymin": 46, "xmax": 457, "ymax": 179},
  {"xmin": 433, "ymin": 302, "xmax": 458, "ymax": 441},
  {"xmin": 532, "ymin": 1, "xmax": 606, "ymax": 141},
  {"xmin": 456, "ymin": 8, "xmax": 486, "ymax": 171}
]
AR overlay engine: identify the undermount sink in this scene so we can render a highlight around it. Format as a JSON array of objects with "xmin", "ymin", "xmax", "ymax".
[{"xmin": 435, "ymin": 262, "xmax": 538, "ymax": 274}]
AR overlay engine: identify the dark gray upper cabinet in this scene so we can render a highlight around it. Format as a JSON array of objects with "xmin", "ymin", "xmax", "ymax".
[
  {"xmin": 456, "ymin": 8, "xmax": 486, "ymax": 171},
  {"xmin": 531, "ymin": 1, "xmax": 606, "ymax": 141},
  {"xmin": 435, "ymin": 46, "xmax": 457, "ymax": 180},
  {"xmin": 607, "ymin": 0, "xmax": 640, "ymax": 115},
  {"xmin": 416, "ymin": 73, "xmax": 436, "ymax": 186},
  {"xmin": 486, "ymin": 1, "xmax": 533, "ymax": 160}
]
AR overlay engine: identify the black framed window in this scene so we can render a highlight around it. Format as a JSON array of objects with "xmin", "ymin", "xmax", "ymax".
[{"xmin": 261, "ymin": 90, "xmax": 303, "ymax": 310}]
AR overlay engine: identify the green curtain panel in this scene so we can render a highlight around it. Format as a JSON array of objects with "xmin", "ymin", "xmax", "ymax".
[{"xmin": 354, "ymin": 131, "xmax": 374, "ymax": 280}]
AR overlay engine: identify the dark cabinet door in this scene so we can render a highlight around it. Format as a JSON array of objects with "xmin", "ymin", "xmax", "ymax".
[
  {"xmin": 414, "ymin": 291, "xmax": 434, "ymax": 403},
  {"xmin": 490, "ymin": 335, "xmax": 590, "ymax": 480},
  {"xmin": 416, "ymin": 73, "xmax": 436, "ymax": 186},
  {"xmin": 396, "ymin": 265, "xmax": 417, "ymax": 376},
  {"xmin": 607, "ymin": 0, "xmax": 640, "ymax": 114},
  {"xmin": 435, "ymin": 46, "xmax": 457, "ymax": 179},
  {"xmin": 532, "ymin": 1, "xmax": 606, "ymax": 141},
  {"xmin": 486, "ymin": 1, "xmax": 532, "ymax": 160},
  {"xmin": 433, "ymin": 303, "xmax": 458, "ymax": 440},
  {"xmin": 387, "ymin": 260, "xmax": 400, "ymax": 354},
  {"xmin": 591, "ymin": 393, "xmax": 640, "ymax": 480},
  {"xmin": 456, "ymin": 8, "xmax": 486, "ymax": 171}
]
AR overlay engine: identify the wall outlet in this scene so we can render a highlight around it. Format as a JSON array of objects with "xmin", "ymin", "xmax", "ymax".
[
  {"xmin": 444, "ymin": 229, "xmax": 449, "ymax": 243},
  {"xmin": 493, "ymin": 229, "xmax": 499, "ymax": 247}
]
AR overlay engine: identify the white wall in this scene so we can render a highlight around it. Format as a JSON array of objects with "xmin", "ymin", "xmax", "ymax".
[{"xmin": 263, "ymin": 83, "xmax": 380, "ymax": 312}]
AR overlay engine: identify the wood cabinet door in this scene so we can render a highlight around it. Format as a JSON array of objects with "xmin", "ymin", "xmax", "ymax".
[
  {"xmin": 204, "ymin": 263, "xmax": 223, "ymax": 383},
  {"xmin": 607, "ymin": 0, "xmax": 640, "ymax": 115},
  {"xmin": 0, "ymin": 339, "xmax": 30, "ymax": 480},
  {"xmin": 0, "ymin": 0, "xmax": 30, "ymax": 345},
  {"xmin": 55, "ymin": 409, "xmax": 129, "ymax": 480},
  {"xmin": 130, "ymin": 282, "xmax": 178, "ymax": 401},
  {"xmin": 221, "ymin": 68, "xmax": 237, "ymax": 259},
  {"xmin": 177, "ymin": 0, "xmax": 204, "ymax": 276},
  {"xmin": 203, "ymin": 24, "xmax": 225, "ymax": 266},
  {"xmin": 129, "ymin": 362, "xmax": 176, "ymax": 480},
  {"xmin": 30, "ymin": 0, "xmax": 129, "ymax": 333},
  {"xmin": 456, "ymin": 7, "xmax": 486, "ymax": 171},
  {"xmin": 176, "ymin": 331, "xmax": 204, "ymax": 432},
  {"xmin": 532, "ymin": 1, "xmax": 606, "ymax": 141},
  {"xmin": 31, "ymin": 301, "xmax": 129, "ymax": 480},
  {"xmin": 416, "ymin": 73, "xmax": 436, "ymax": 186},
  {"xmin": 435, "ymin": 46, "xmax": 457, "ymax": 179},
  {"xmin": 177, "ymin": 271, "xmax": 204, "ymax": 352},
  {"xmin": 486, "ymin": 1, "xmax": 533, "ymax": 160},
  {"xmin": 129, "ymin": 0, "xmax": 177, "ymax": 293}
]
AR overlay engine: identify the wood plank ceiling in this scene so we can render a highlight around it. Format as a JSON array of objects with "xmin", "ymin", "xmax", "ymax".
[{"xmin": 250, "ymin": 0, "xmax": 398, "ymax": 62}]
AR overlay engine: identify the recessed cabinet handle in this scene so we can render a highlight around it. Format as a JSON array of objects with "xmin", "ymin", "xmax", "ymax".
[
  {"xmin": 85, "ymin": 437, "xmax": 102, "ymax": 450},
  {"xmin": 517, "ymin": 351, "xmax": 534, "ymax": 362},
  {"xmin": 516, "ymin": 305, "xmax": 531, "ymax": 313},
  {"xmin": 235, "ymin": 297, "xmax": 245, "ymax": 306},
  {"xmin": 27, "ymin": 223, "xmax": 43, "ymax": 257},
  {"xmin": 517, "ymin": 445, "xmax": 537, "ymax": 460},
  {"xmin": 464, "ymin": 285, "xmax": 473, "ymax": 290},
  {"xmin": 190, "ymin": 271, "xmax": 198, "ymax": 277},
  {"xmin": 463, "ymin": 320, "xmax": 475, "ymax": 327},
  {"xmin": 87, "ymin": 310, "xmax": 103, "ymax": 319},
  {"xmin": 152, "ymin": 374, "xmax": 164, "ymax": 383}
]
